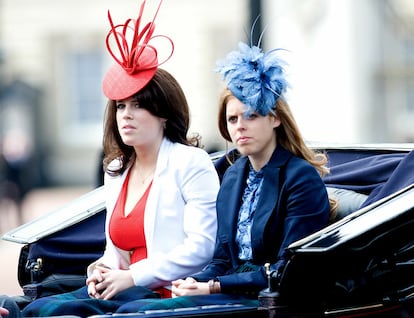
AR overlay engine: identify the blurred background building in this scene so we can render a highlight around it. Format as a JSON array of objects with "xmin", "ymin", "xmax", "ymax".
[{"xmin": 0, "ymin": 0, "xmax": 413, "ymax": 192}]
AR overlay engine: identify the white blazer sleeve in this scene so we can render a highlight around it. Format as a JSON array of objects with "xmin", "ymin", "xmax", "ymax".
[{"xmin": 129, "ymin": 144, "xmax": 219, "ymax": 288}]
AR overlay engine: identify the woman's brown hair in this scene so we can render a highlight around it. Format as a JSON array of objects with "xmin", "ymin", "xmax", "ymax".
[
  {"xmin": 102, "ymin": 68, "xmax": 200, "ymax": 176},
  {"xmin": 218, "ymin": 88, "xmax": 328, "ymax": 175},
  {"xmin": 218, "ymin": 88, "xmax": 338, "ymax": 219}
]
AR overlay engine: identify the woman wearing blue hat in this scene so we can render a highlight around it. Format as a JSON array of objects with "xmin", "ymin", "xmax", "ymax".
[{"xmin": 115, "ymin": 25, "xmax": 335, "ymax": 314}]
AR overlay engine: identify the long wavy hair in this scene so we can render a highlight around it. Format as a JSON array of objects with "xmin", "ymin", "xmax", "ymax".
[{"xmin": 217, "ymin": 88, "xmax": 338, "ymax": 218}]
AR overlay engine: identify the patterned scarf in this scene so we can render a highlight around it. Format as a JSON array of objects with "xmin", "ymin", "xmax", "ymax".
[{"xmin": 236, "ymin": 164, "xmax": 264, "ymax": 260}]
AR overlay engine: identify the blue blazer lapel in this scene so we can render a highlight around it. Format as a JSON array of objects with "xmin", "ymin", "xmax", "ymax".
[
  {"xmin": 217, "ymin": 157, "xmax": 249, "ymax": 241},
  {"xmin": 251, "ymin": 147, "xmax": 292, "ymax": 251}
]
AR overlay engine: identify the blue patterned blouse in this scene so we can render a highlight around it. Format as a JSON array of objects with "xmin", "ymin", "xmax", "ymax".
[{"xmin": 236, "ymin": 164, "xmax": 265, "ymax": 260}]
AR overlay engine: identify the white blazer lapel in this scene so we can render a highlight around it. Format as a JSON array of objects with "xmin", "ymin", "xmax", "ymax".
[{"xmin": 143, "ymin": 138, "xmax": 172, "ymax": 253}]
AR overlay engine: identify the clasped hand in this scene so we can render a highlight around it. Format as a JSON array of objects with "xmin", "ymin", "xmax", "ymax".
[
  {"xmin": 0, "ymin": 307, "xmax": 9, "ymax": 318},
  {"xmin": 86, "ymin": 265, "xmax": 134, "ymax": 300},
  {"xmin": 172, "ymin": 277, "xmax": 209, "ymax": 297}
]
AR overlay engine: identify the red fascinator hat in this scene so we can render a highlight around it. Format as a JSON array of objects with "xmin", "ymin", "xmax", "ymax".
[{"xmin": 102, "ymin": 0, "xmax": 174, "ymax": 100}]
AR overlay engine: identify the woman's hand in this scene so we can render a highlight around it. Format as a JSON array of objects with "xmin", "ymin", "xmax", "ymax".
[
  {"xmin": 86, "ymin": 265, "xmax": 106, "ymax": 298},
  {"xmin": 87, "ymin": 265, "xmax": 134, "ymax": 300},
  {"xmin": 0, "ymin": 307, "xmax": 9, "ymax": 317},
  {"xmin": 172, "ymin": 277, "xmax": 209, "ymax": 297}
]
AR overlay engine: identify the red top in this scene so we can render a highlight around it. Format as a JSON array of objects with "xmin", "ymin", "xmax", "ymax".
[
  {"xmin": 108, "ymin": 172, "xmax": 171, "ymax": 298},
  {"xmin": 109, "ymin": 171, "xmax": 151, "ymax": 264}
]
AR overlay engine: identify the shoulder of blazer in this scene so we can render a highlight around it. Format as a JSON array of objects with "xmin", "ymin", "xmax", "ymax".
[
  {"xmin": 166, "ymin": 142, "xmax": 211, "ymax": 167},
  {"xmin": 157, "ymin": 139, "xmax": 212, "ymax": 176},
  {"xmin": 159, "ymin": 138, "xmax": 207, "ymax": 157},
  {"xmin": 272, "ymin": 148, "xmax": 321, "ymax": 185},
  {"xmin": 225, "ymin": 146, "xmax": 294, "ymax": 173},
  {"xmin": 267, "ymin": 146, "xmax": 295, "ymax": 169}
]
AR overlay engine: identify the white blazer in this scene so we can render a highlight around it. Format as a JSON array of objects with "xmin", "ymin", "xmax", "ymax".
[{"xmin": 88, "ymin": 138, "xmax": 219, "ymax": 289}]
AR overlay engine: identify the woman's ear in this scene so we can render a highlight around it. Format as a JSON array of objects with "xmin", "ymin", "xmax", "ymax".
[{"xmin": 271, "ymin": 114, "xmax": 281, "ymax": 128}]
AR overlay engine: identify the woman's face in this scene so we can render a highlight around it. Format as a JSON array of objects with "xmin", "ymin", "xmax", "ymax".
[
  {"xmin": 115, "ymin": 96, "xmax": 164, "ymax": 148},
  {"xmin": 226, "ymin": 97, "xmax": 280, "ymax": 158}
]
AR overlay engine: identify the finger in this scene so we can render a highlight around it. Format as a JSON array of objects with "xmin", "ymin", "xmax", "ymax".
[
  {"xmin": 0, "ymin": 307, "xmax": 10, "ymax": 315},
  {"xmin": 92, "ymin": 270, "xmax": 104, "ymax": 283},
  {"xmin": 185, "ymin": 277, "xmax": 196, "ymax": 283},
  {"xmin": 86, "ymin": 275, "xmax": 98, "ymax": 285},
  {"xmin": 178, "ymin": 282, "xmax": 198, "ymax": 289},
  {"xmin": 87, "ymin": 282, "xmax": 97, "ymax": 297},
  {"xmin": 172, "ymin": 279, "xmax": 185, "ymax": 285},
  {"xmin": 92, "ymin": 292, "xmax": 102, "ymax": 299},
  {"xmin": 172, "ymin": 286, "xmax": 188, "ymax": 296},
  {"xmin": 101, "ymin": 286, "xmax": 115, "ymax": 301},
  {"xmin": 172, "ymin": 285, "xmax": 179, "ymax": 294},
  {"xmin": 173, "ymin": 288, "xmax": 193, "ymax": 297},
  {"xmin": 104, "ymin": 291, "xmax": 113, "ymax": 300},
  {"xmin": 175, "ymin": 280, "xmax": 198, "ymax": 289},
  {"xmin": 95, "ymin": 281, "xmax": 107, "ymax": 293},
  {"xmin": 172, "ymin": 289, "xmax": 183, "ymax": 297},
  {"xmin": 96, "ymin": 265, "xmax": 111, "ymax": 273}
]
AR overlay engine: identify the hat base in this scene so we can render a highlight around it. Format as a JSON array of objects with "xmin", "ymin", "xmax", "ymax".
[{"xmin": 102, "ymin": 63, "xmax": 157, "ymax": 100}]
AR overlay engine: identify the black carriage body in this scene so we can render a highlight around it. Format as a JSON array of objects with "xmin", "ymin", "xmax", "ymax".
[
  {"xmin": 2, "ymin": 143, "xmax": 414, "ymax": 317},
  {"xmin": 278, "ymin": 184, "xmax": 414, "ymax": 316},
  {"xmin": 3, "ymin": 187, "xmax": 107, "ymax": 303}
]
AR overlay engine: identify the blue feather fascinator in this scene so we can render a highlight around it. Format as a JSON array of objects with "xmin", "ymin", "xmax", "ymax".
[{"xmin": 216, "ymin": 41, "xmax": 289, "ymax": 116}]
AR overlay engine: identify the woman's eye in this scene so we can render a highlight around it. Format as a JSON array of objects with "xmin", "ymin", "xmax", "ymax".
[
  {"xmin": 116, "ymin": 104, "xmax": 125, "ymax": 110},
  {"xmin": 246, "ymin": 113, "xmax": 258, "ymax": 120},
  {"xmin": 227, "ymin": 116, "xmax": 237, "ymax": 123}
]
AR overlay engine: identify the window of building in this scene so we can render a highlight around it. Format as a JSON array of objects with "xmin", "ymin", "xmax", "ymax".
[{"xmin": 57, "ymin": 42, "xmax": 106, "ymax": 146}]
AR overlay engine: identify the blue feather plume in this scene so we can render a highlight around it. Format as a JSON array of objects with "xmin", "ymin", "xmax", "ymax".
[{"xmin": 216, "ymin": 42, "xmax": 289, "ymax": 116}]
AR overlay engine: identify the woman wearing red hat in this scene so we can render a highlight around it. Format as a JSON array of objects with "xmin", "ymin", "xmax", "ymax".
[{"xmin": 22, "ymin": 1, "xmax": 219, "ymax": 317}]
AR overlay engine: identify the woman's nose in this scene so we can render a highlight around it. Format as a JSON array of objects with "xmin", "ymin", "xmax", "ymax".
[
  {"xmin": 122, "ymin": 106, "xmax": 133, "ymax": 118},
  {"xmin": 236, "ymin": 117, "xmax": 246, "ymax": 129}
]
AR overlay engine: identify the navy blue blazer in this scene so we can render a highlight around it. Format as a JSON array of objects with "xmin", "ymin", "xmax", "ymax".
[{"xmin": 192, "ymin": 146, "xmax": 331, "ymax": 296}]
